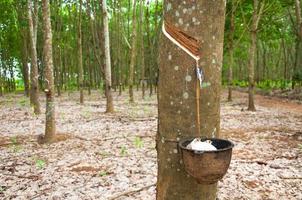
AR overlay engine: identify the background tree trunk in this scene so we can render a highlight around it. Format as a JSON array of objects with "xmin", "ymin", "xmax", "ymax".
[
  {"xmin": 228, "ymin": 0, "xmax": 236, "ymax": 102},
  {"xmin": 42, "ymin": 0, "xmax": 56, "ymax": 143},
  {"xmin": 140, "ymin": 0, "xmax": 146, "ymax": 100},
  {"xmin": 20, "ymin": 29, "xmax": 30, "ymax": 97},
  {"xmin": 129, "ymin": 0, "xmax": 137, "ymax": 103},
  {"xmin": 293, "ymin": 0, "xmax": 302, "ymax": 89},
  {"xmin": 78, "ymin": 0, "xmax": 84, "ymax": 104},
  {"xmin": 102, "ymin": 0, "xmax": 114, "ymax": 113},
  {"xmin": 248, "ymin": 0, "xmax": 264, "ymax": 111},
  {"xmin": 156, "ymin": 1, "xmax": 226, "ymax": 199},
  {"xmin": 28, "ymin": 0, "xmax": 41, "ymax": 114}
]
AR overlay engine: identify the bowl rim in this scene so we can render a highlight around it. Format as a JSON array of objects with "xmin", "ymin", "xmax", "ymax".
[{"xmin": 179, "ymin": 137, "xmax": 234, "ymax": 153}]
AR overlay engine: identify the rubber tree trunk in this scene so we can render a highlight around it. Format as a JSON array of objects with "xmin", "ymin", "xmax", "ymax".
[
  {"xmin": 228, "ymin": 0, "xmax": 235, "ymax": 102},
  {"xmin": 78, "ymin": 0, "xmax": 84, "ymax": 104},
  {"xmin": 129, "ymin": 0, "xmax": 137, "ymax": 103},
  {"xmin": 139, "ymin": 0, "xmax": 146, "ymax": 100},
  {"xmin": 248, "ymin": 30, "xmax": 257, "ymax": 111},
  {"xmin": 28, "ymin": 0, "xmax": 41, "ymax": 114},
  {"xmin": 102, "ymin": 0, "xmax": 114, "ymax": 113},
  {"xmin": 156, "ymin": 1, "xmax": 226, "ymax": 200},
  {"xmin": 247, "ymin": 0, "xmax": 264, "ymax": 111},
  {"xmin": 293, "ymin": 0, "xmax": 302, "ymax": 89},
  {"xmin": 20, "ymin": 29, "xmax": 30, "ymax": 97},
  {"xmin": 42, "ymin": 0, "xmax": 56, "ymax": 143}
]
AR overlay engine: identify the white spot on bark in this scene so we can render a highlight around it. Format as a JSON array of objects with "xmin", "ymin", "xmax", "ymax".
[
  {"xmin": 183, "ymin": 8, "xmax": 187, "ymax": 14},
  {"xmin": 178, "ymin": 18, "xmax": 183, "ymax": 25},
  {"xmin": 170, "ymin": 101, "xmax": 174, "ymax": 105},
  {"xmin": 174, "ymin": 66, "xmax": 179, "ymax": 71},
  {"xmin": 212, "ymin": 59, "xmax": 216, "ymax": 64},
  {"xmin": 185, "ymin": 75, "xmax": 192, "ymax": 82},
  {"xmin": 175, "ymin": 11, "xmax": 180, "ymax": 17},
  {"xmin": 168, "ymin": 54, "xmax": 172, "ymax": 60},
  {"xmin": 177, "ymin": 110, "xmax": 181, "ymax": 114},
  {"xmin": 173, "ymin": 149, "xmax": 178, "ymax": 154},
  {"xmin": 212, "ymin": 128, "xmax": 217, "ymax": 138},
  {"xmin": 161, "ymin": 137, "xmax": 165, "ymax": 143},
  {"xmin": 167, "ymin": 3, "xmax": 172, "ymax": 11},
  {"xmin": 213, "ymin": 36, "xmax": 216, "ymax": 40},
  {"xmin": 183, "ymin": 92, "xmax": 189, "ymax": 99}
]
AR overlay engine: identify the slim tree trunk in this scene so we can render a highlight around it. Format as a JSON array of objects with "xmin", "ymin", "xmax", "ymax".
[
  {"xmin": 145, "ymin": 1, "xmax": 152, "ymax": 97},
  {"xmin": 228, "ymin": 0, "xmax": 236, "ymax": 102},
  {"xmin": 20, "ymin": 29, "xmax": 30, "ymax": 97},
  {"xmin": 102, "ymin": 0, "xmax": 114, "ymax": 113},
  {"xmin": 117, "ymin": 1, "xmax": 122, "ymax": 96},
  {"xmin": 78, "ymin": 0, "xmax": 84, "ymax": 103},
  {"xmin": 139, "ymin": 0, "xmax": 146, "ymax": 99},
  {"xmin": 248, "ymin": 31, "xmax": 257, "ymax": 111},
  {"xmin": 28, "ymin": 0, "xmax": 41, "ymax": 114},
  {"xmin": 41, "ymin": 0, "xmax": 56, "ymax": 143},
  {"xmin": 293, "ymin": 0, "xmax": 302, "ymax": 89},
  {"xmin": 129, "ymin": 0, "xmax": 137, "ymax": 103},
  {"xmin": 156, "ymin": 1, "xmax": 226, "ymax": 199},
  {"xmin": 247, "ymin": 0, "xmax": 264, "ymax": 111}
]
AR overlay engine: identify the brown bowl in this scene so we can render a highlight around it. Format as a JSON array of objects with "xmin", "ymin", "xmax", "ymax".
[{"xmin": 179, "ymin": 138, "xmax": 234, "ymax": 184}]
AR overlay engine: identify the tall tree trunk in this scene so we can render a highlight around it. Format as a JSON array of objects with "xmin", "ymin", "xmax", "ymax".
[
  {"xmin": 139, "ymin": 0, "xmax": 146, "ymax": 99},
  {"xmin": 129, "ymin": 0, "xmax": 137, "ymax": 103},
  {"xmin": 156, "ymin": 1, "xmax": 226, "ymax": 199},
  {"xmin": 28, "ymin": 0, "xmax": 41, "ymax": 114},
  {"xmin": 248, "ymin": 30, "xmax": 257, "ymax": 111},
  {"xmin": 117, "ymin": 1, "xmax": 122, "ymax": 96},
  {"xmin": 247, "ymin": 0, "xmax": 264, "ymax": 111},
  {"xmin": 293, "ymin": 0, "xmax": 302, "ymax": 89},
  {"xmin": 78, "ymin": 0, "xmax": 84, "ymax": 103},
  {"xmin": 145, "ymin": 1, "xmax": 152, "ymax": 97},
  {"xmin": 0, "ymin": 68, "xmax": 2, "ymax": 96},
  {"xmin": 41, "ymin": 0, "xmax": 56, "ymax": 143},
  {"xmin": 102, "ymin": 0, "xmax": 114, "ymax": 113},
  {"xmin": 20, "ymin": 29, "xmax": 30, "ymax": 97},
  {"xmin": 228, "ymin": 0, "xmax": 236, "ymax": 102}
]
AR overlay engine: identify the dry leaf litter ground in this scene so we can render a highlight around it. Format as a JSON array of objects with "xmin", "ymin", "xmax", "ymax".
[{"xmin": 0, "ymin": 90, "xmax": 301, "ymax": 200}]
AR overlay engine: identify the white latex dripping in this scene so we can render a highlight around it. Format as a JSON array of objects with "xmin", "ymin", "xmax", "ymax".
[{"xmin": 187, "ymin": 138, "xmax": 217, "ymax": 151}]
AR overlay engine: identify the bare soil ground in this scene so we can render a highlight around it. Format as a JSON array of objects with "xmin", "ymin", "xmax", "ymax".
[{"xmin": 0, "ymin": 90, "xmax": 301, "ymax": 200}]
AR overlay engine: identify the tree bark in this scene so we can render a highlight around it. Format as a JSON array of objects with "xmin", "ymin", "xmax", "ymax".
[
  {"xmin": 247, "ymin": 0, "xmax": 264, "ymax": 111},
  {"xmin": 156, "ymin": 1, "xmax": 226, "ymax": 199},
  {"xmin": 129, "ymin": 0, "xmax": 138, "ymax": 103},
  {"xmin": 102, "ymin": 0, "xmax": 114, "ymax": 113},
  {"xmin": 139, "ymin": 0, "xmax": 146, "ymax": 99},
  {"xmin": 42, "ymin": 0, "xmax": 56, "ymax": 143},
  {"xmin": 78, "ymin": 0, "xmax": 84, "ymax": 103},
  {"xmin": 27, "ymin": 0, "xmax": 41, "ymax": 114},
  {"xmin": 293, "ymin": 0, "xmax": 302, "ymax": 89},
  {"xmin": 228, "ymin": 0, "xmax": 236, "ymax": 102},
  {"xmin": 248, "ymin": 30, "xmax": 257, "ymax": 111},
  {"xmin": 20, "ymin": 29, "xmax": 30, "ymax": 97}
]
